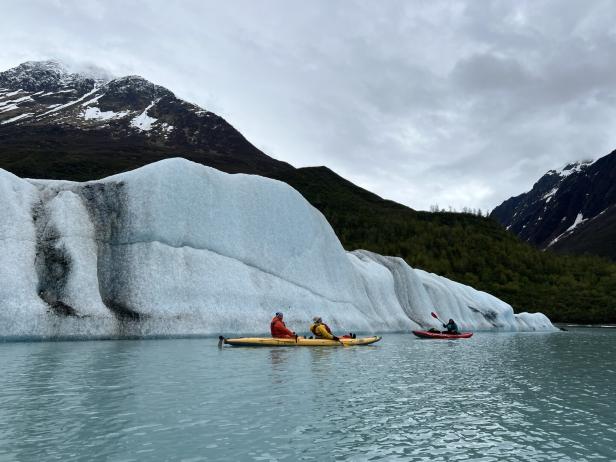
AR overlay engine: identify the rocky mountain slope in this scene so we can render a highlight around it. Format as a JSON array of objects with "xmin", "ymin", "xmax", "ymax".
[
  {"xmin": 491, "ymin": 151, "xmax": 616, "ymax": 260},
  {"xmin": 2, "ymin": 60, "xmax": 616, "ymax": 323},
  {"xmin": 0, "ymin": 60, "xmax": 291, "ymax": 178}
]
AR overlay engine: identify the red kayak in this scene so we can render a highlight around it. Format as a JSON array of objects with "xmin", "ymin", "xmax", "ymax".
[{"xmin": 412, "ymin": 330, "xmax": 473, "ymax": 339}]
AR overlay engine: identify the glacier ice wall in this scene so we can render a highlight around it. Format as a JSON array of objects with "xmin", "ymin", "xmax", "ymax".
[{"xmin": 0, "ymin": 159, "xmax": 555, "ymax": 339}]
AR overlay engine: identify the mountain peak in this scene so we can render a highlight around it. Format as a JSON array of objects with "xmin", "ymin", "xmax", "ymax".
[
  {"xmin": 546, "ymin": 160, "xmax": 593, "ymax": 178},
  {"xmin": 491, "ymin": 150, "xmax": 616, "ymax": 260},
  {"xmin": 0, "ymin": 59, "xmax": 110, "ymax": 93},
  {"xmin": 20, "ymin": 60, "xmax": 68, "ymax": 74},
  {"xmin": 0, "ymin": 59, "xmax": 292, "ymax": 178},
  {"xmin": 105, "ymin": 75, "xmax": 173, "ymax": 101}
]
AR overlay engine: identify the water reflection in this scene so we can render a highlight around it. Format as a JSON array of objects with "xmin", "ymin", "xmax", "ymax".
[
  {"xmin": 0, "ymin": 331, "xmax": 614, "ymax": 461},
  {"xmin": 268, "ymin": 347, "xmax": 290, "ymax": 369},
  {"xmin": 1, "ymin": 341, "xmax": 141, "ymax": 461}
]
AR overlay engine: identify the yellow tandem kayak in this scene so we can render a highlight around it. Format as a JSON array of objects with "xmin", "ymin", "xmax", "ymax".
[{"xmin": 219, "ymin": 336, "xmax": 381, "ymax": 347}]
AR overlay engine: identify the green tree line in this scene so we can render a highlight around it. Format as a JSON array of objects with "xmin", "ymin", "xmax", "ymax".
[{"xmin": 277, "ymin": 167, "xmax": 616, "ymax": 324}]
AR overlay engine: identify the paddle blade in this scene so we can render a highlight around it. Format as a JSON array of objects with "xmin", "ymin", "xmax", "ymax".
[{"xmin": 431, "ymin": 312, "xmax": 439, "ymax": 319}]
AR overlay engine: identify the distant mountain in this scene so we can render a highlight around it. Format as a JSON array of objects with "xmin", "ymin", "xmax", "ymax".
[
  {"xmin": 1, "ymin": 60, "xmax": 616, "ymax": 323},
  {"xmin": 0, "ymin": 60, "xmax": 292, "ymax": 178},
  {"xmin": 491, "ymin": 151, "xmax": 616, "ymax": 260}
]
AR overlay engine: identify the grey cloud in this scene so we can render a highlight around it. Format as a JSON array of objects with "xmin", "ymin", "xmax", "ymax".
[
  {"xmin": 452, "ymin": 53, "xmax": 534, "ymax": 93},
  {"xmin": 2, "ymin": 0, "xmax": 616, "ymax": 210}
]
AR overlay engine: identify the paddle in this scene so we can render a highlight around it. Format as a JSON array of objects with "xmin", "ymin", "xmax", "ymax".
[
  {"xmin": 431, "ymin": 311, "xmax": 445, "ymax": 325},
  {"xmin": 431, "ymin": 311, "xmax": 450, "ymax": 333}
]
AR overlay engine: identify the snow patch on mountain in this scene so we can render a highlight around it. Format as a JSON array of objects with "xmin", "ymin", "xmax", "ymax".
[
  {"xmin": 130, "ymin": 101, "xmax": 157, "ymax": 131},
  {"xmin": 82, "ymin": 106, "xmax": 130, "ymax": 121},
  {"xmin": 160, "ymin": 122, "xmax": 174, "ymax": 135},
  {"xmin": 548, "ymin": 161, "xmax": 592, "ymax": 178},
  {"xmin": 1, "ymin": 113, "xmax": 33, "ymax": 125},
  {"xmin": 0, "ymin": 95, "xmax": 33, "ymax": 105},
  {"xmin": 542, "ymin": 186, "xmax": 559, "ymax": 203},
  {"xmin": 566, "ymin": 213, "xmax": 587, "ymax": 232},
  {"xmin": 81, "ymin": 93, "xmax": 105, "ymax": 107},
  {"xmin": 548, "ymin": 213, "xmax": 588, "ymax": 247},
  {"xmin": 0, "ymin": 104, "xmax": 19, "ymax": 113},
  {"xmin": 39, "ymin": 87, "xmax": 99, "ymax": 117}
]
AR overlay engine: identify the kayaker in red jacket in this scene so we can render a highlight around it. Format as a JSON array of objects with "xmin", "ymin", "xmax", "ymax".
[{"xmin": 270, "ymin": 312, "xmax": 296, "ymax": 338}]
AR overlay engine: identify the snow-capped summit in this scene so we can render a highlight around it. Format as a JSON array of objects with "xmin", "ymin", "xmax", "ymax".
[
  {"xmin": 491, "ymin": 151, "xmax": 616, "ymax": 260},
  {"xmin": 0, "ymin": 60, "xmax": 179, "ymax": 131},
  {"xmin": 546, "ymin": 160, "xmax": 593, "ymax": 178},
  {"xmin": 0, "ymin": 60, "xmax": 292, "ymax": 178},
  {"xmin": 0, "ymin": 60, "xmax": 107, "ymax": 94}
]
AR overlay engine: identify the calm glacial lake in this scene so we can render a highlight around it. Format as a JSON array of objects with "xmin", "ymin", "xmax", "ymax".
[{"xmin": 0, "ymin": 329, "xmax": 614, "ymax": 461}]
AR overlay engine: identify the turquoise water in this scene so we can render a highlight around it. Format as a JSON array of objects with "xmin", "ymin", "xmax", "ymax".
[{"xmin": 0, "ymin": 330, "xmax": 614, "ymax": 461}]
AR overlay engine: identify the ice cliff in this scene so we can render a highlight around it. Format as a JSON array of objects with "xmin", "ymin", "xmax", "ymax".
[{"xmin": 0, "ymin": 158, "xmax": 555, "ymax": 339}]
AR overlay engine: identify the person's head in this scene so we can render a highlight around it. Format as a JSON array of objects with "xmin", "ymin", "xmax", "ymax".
[
  {"xmin": 449, "ymin": 319, "xmax": 454, "ymax": 324},
  {"xmin": 275, "ymin": 312, "xmax": 283, "ymax": 319},
  {"xmin": 313, "ymin": 316, "xmax": 322, "ymax": 323}
]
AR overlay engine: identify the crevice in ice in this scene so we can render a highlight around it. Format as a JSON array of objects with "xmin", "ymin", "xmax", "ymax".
[
  {"xmin": 467, "ymin": 305, "xmax": 501, "ymax": 328},
  {"xmin": 103, "ymin": 300, "xmax": 142, "ymax": 321},
  {"xmin": 33, "ymin": 179, "xmax": 356, "ymax": 308},
  {"xmin": 32, "ymin": 199, "xmax": 78, "ymax": 317}
]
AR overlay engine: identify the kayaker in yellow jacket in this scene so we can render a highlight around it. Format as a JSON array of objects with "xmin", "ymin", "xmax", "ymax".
[{"xmin": 310, "ymin": 317, "xmax": 340, "ymax": 341}]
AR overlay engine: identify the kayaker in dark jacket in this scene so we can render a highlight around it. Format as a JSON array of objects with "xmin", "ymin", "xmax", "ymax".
[
  {"xmin": 270, "ymin": 312, "xmax": 296, "ymax": 338},
  {"xmin": 443, "ymin": 319, "xmax": 460, "ymax": 334}
]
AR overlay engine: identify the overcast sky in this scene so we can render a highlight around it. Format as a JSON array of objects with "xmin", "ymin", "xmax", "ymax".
[{"xmin": 2, "ymin": 0, "xmax": 616, "ymax": 211}]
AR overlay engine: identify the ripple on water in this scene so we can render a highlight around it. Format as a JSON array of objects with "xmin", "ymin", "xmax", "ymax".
[{"xmin": 0, "ymin": 330, "xmax": 614, "ymax": 461}]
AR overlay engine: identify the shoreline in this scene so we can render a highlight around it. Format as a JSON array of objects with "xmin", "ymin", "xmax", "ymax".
[{"xmin": 555, "ymin": 323, "xmax": 616, "ymax": 328}]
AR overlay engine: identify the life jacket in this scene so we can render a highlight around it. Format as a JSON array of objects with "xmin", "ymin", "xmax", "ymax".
[{"xmin": 310, "ymin": 322, "xmax": 334, "ymax": 339}]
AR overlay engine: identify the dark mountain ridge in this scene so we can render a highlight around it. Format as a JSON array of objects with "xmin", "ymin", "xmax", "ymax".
[
  {"xmin": 491, "ymin": 150, "xmax": 616, "ymax": 260},
  {"xmin": 0, "ymin": 60, "xmax": 292, "ymax": 177}
]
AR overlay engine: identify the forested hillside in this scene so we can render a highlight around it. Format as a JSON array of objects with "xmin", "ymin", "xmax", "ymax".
[{"xmin": 276, "ymin": 167, "xmax": 616, "ymax": 323}]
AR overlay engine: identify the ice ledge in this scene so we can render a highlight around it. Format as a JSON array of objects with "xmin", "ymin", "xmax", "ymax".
[{"xmin": 0, "ymin": 158, "xmax": 556, "ymax": 338}]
